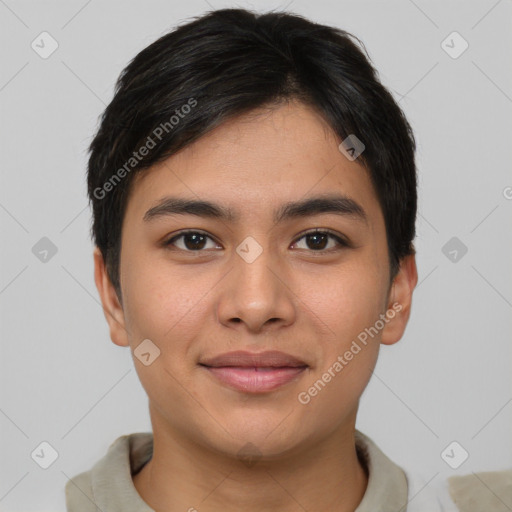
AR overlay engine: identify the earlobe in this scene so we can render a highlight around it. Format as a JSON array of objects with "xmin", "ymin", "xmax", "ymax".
[
  {"xmin": 93, "ymin": 247, "xmax": 130, "ymax": 347},
  {"xmin": 380, "ymin": 254, "xmax": 418, "ymax": 346}
]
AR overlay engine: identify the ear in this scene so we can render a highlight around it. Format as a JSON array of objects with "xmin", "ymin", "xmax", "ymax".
[
  {"xmin": 93, "ymin": 247, "xmax": 130, "ymax": 347},
  {"xmin": 380, "ymin": 253, "xmax": 418, "ymax": 346}
]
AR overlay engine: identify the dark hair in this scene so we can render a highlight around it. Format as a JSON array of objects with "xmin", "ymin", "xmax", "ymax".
[{"xmin": 87, "ymin": 7, "xmax": 417, "ymax": 302}]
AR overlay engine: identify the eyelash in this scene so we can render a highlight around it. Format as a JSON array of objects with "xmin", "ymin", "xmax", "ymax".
[{"xmin": 163, "ymin": 229, "xmax": 350, "ymax": 253}]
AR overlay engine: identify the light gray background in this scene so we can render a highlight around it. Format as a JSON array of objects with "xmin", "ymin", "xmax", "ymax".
[{"xmin": 1, "ymin": 0, "xmax": 511, "ymax": 510}]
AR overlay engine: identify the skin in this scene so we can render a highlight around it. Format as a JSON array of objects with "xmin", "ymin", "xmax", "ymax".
[{"xmin": 94, "ymin": 99, "xmax": 417, "ymax": 512}]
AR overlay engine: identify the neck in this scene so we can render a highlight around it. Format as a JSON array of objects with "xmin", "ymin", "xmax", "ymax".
[{"xmin": 133, "ymin": 412, "xmax": 368, "ymax": 512}]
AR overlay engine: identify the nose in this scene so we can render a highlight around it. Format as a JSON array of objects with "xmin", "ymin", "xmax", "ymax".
[{"xmin": 216, "ymin": 239, "xmax": 296, "ymax": 334}]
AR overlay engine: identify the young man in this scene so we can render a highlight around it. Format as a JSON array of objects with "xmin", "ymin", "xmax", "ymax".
[{"xmin": 65, "ymin": 7, "xmax": 497, "ymax": 511}]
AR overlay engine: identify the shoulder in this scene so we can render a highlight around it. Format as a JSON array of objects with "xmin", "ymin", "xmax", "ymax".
[
  {"xmin": 447, "ymin": 469, "xmax": 512, "ymax": 512},
  {"xmin": 65, "ymin": 469, "xmax": 96, "ymax": 512},
  {"xmin": 403, "ymin": 470, "xmax": 460, "ymax": 511},
  {"xmin": 403, "ymin": 468, "xmax": 512, "ymax": 512},
  {"xmin": 65, "ymin": 432, "xmax": 154, "ymax": 512}
]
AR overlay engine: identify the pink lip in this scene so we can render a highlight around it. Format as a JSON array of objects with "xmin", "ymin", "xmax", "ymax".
[
  {"xmin": 200, "ymin": 350, "xmax": 307, "ymax": 368},
  {"xmin": 203, "ymin": 366, "xmax": 307, "ymax": 393},
  {"xmin": 199, "ymin": 350, "xmax": 308, "ymax": 393}
]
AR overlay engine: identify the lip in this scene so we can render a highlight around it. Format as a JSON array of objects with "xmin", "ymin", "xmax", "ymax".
[
  {"xmin": 199, "ymin": 350, "xmax": 308, "ymax": 393},
  {"xmin": 202, "ymin": 366, "xmax": 307, "ymax": 393},
  {"xmin": 200, "ymin": 350, "xmax": 307, "ymax": 368}
]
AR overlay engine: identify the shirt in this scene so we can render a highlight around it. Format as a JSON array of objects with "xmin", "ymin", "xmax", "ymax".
[{"xmin": 64, "ymin": 430, "xmax": 511, "ymax": 511}]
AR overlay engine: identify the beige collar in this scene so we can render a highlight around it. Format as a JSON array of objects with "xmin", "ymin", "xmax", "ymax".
[{"xmin": 66, "ymin": 430, "xmax": 408, "ymax": 511}]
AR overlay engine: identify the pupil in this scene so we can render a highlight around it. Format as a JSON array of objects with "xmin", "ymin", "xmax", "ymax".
[
  {"xmin": 308, "ymin": 233, "xmax": 327, "ymax": 250},
  {"xmin": 185, "ymin": 234, "xmax": 205, "ymax": 250}
]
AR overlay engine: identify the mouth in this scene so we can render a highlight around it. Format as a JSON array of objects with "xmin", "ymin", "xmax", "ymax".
[{"xmin": 199, "ymin": 350, "xmax": 308, "ymax": 393}]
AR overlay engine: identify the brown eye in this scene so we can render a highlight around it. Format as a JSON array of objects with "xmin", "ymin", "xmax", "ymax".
[
  {"xmin": 164, "ymin": 231, "xmax": 218, "ymax": 251},
  {"xmin": 293, "ymin": 230, "xmax": 348, "ymax": 251}
]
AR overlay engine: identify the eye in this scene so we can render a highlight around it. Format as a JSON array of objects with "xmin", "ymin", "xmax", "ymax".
[
  {"xmin": 292, "ymin": 229, "xmax": 349, "ymax": 252},
  {"xmin": 163, "ymin": 229, "xmax": 350, "ymax": 253},
  {"xmin": 164, "ymin": 230, "xmax": 220, "ymax": 251}
]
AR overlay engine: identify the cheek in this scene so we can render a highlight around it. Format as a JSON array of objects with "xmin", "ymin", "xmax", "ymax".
[
  {"xmin": 121, "ymin": 252, "xmax": 209, "ymax": 343},
  {"xmin": 297, "ymin": 272, "xmax": 382, "ymax": 424},
  {"xmin": 300, "ymin": 258, "xmax": 388, "ymax": 343},
  {"xmin": 120, "ymin": 256, "xmax": 209, "ymax": 409},
  {"xmin": 296, "ymin": 257, "xmax": 386, "ymax": 400}
]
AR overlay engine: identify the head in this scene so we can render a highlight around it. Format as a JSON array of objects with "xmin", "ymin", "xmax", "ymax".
[{"xmin": 90, "ymin": 8, "xmax": 418, "ymax": 459}]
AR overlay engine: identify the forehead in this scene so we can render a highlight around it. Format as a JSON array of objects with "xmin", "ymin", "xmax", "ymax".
[{"xmin": 124, "ymin": 101, "xmax": 382, "ymax": 226}]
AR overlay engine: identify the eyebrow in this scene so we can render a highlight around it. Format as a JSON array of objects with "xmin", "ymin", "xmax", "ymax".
[{"xmin": 143, "ymin": 194, "xmax": 368, "ymax": 225}]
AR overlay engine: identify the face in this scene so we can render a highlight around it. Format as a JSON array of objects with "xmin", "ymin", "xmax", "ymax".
[{"xmin": 94, "ymin": 100, "xmax": 417, "ymax": 459}]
